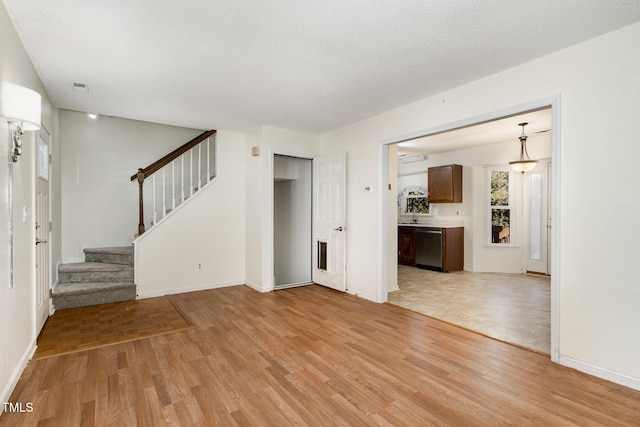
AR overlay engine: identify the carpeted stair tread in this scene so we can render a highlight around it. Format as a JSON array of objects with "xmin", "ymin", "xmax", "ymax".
[
  {"xmin": 83, "ymin": 246, "xmax": 134, "ymax": 266},
  {"xmin": 53, "ymin": 281, "xmax": 136, "ymax": 295},
  {"xmin": 84, "ymin": 246, "xmax": 133, "ymax": 254},
  {"xmin": 52, "ymin": 281, "xmax": 137, "ymax": 310},
  {"xmin": 58, "ymin": 262, "xmax": 134, "ymax": 284},
  {"xmin": 59, "ymin": 262, "xmax": 133, "ymax": 273}
]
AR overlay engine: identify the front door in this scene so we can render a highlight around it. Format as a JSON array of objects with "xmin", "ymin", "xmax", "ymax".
[
  {"xmin": 312, "ymin": 152, "xmax": 346, "ymax": 291},
  {"xmin": 35, "ymin": 131, "xmax": 51, "ymax": 335}
]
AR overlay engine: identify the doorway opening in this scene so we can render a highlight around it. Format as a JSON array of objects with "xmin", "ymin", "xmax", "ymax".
[
  {"xmin": 273, "ymin": 155, "xmax": 312, "ymax": 289},
  {"xmin": 380, "ymin": 99, "xmax": 559, "ymax": 358}
]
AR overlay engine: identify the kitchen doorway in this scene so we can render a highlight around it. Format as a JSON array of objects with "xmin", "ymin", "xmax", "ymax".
[{"xmin": 388, "ymin": 101, "xmax": 558, "ymax": 360}]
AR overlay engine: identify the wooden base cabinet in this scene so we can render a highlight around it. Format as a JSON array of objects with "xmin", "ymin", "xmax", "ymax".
[
  {"xmin": 441, "ymin": 227, "xmax": 464, "ymax": 272},
  {"xmin": 399, "ymin": 226, "xmax": 463, "ymax": 271},
  {"xmin": 398, "ymin": 227, "xmax": 416, "ymax": 266}
]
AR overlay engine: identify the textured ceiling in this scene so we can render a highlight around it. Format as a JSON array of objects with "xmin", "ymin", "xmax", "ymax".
[{"xmin": 3, "ymin": 1, "xmax": 640, "ymax": 133}]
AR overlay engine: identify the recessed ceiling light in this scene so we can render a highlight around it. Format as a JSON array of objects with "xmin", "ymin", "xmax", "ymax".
[
  {"xmin": 73, "ymin": 82, "xmax": 89, "ymax": 92},
  {"xmin": 87, "ymin": 112, "xmax": 98, "ymax": 120}
]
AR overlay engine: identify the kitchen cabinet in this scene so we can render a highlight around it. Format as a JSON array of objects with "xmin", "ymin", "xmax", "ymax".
[
  {"xmin": 428, "ymin": 164, "xmax": 463, "ymax": 203},
  {"xmin": 398, "ymin": 226, "xmax": 416, "ymax": 266},
  {"xmin": 399, "ymin": 226, "xmax": 464, "ymax": 272},
  {"xmin": 441, "ymin": 227, "xmax": 464, "ymax": 272}
]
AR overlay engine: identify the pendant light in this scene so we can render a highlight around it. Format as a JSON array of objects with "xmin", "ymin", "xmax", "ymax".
[{"xmin": 509, "ymin": 122, "xmax": 537, "ymax": 173}]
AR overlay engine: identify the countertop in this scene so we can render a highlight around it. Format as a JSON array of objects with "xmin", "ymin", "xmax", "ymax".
[{"xmin": 398, "ymin": 222, "xmax": 463, "ymax": 229}]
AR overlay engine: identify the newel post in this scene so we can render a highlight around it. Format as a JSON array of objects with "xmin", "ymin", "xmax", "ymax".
[{"xmin": 137, "ymin": 168, "xmax": 146, "ymax": 235}]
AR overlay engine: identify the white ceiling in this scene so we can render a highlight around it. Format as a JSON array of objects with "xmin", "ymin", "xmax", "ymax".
[
  {"xmin": 397, "ymin": 108, "xmax": 552, "ymax": 157},
  {"xmin": 3, "ymin": 1, "xmax": 640, "ymax": 133}
]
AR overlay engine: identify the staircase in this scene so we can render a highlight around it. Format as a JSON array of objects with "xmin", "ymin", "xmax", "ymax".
[
  {"xmin": 132, "ymin": 129, "xmax": 216, "ymax": 236},
  {"xmin": 52, "ymin": 246, "xmax": 136, "ymax": 310}
]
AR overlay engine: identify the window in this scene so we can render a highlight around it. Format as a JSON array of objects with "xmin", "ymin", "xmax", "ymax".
[
  {"xmin": 397, "ymin": 172, "xmax": 430, "ymax": 217},
  {"xmin": 405, "ymin": 194, "xmax": 429, "ymax": 215},
  {"xmin": 489, "ymin": 168, "xmax": 512, "ymax": 244},
  {"xmin": 529, "ymin": 172, "xmax": 542, "ymax": 259},
  {"xmin": 38, "ymin": 136, "xmax": 48, "ymax": 181}
]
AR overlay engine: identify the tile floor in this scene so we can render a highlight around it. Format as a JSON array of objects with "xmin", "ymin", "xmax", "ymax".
[{"xmin": 388, "ymin": 265, "xmax": 550, "ymax": 354}]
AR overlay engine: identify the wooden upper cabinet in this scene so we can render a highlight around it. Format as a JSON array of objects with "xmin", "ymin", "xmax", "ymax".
[{"xmin": 428, "ymin": 164, "xmax": 463, "ymax": 203}]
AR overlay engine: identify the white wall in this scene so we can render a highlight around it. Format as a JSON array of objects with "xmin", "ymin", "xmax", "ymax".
[
  {"xmin": 245, "ymin": 126, "xmax": 319, "ymax": 292},
  {"xmin": 320, "ymin": 120, "xmax": 381, "ymax": 301},
  {"xmin": 0, "ymin": 2, "xmax": 59, "ymax": 404},
  {"xmin": 244, "ymin": 127, "xmax": 265, "ymax": 290},
  {"xmin": 135, "ymin": 130, "xmax": 246, "ymax": 297},
  {"xmin": 320, "ymin": 22, "xmax": 640, "ymax": 388},
  {"xmin": 59, "ymin": 110, "xmax": 202, "ymax": 261}
]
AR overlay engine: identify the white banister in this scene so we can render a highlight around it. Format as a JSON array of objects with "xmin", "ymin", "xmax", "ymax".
[
  {"xmin": 152, "ymin": 174, "xmax": 157, "ymax": 224},
  {"xmin": 206, "ymin": 137, "xmax": 210, "ymax": 183},
  {"xmin": 198, "ymin": 144, "xmax": 202, "ymax": 190},
  {"xmin": 181, "ymin": 155, "xmax": 185, "ymax": 203},
  {"xmin": 190, "ymin": 150, "xmax": 194, "ymax": 197},
  {"xmin": 162, "ymin": 168, "xmax": 166, "ymax": 218},
  {"xmin": 171, "ymin": 161, "xmax": 176, "ymax": 210}
]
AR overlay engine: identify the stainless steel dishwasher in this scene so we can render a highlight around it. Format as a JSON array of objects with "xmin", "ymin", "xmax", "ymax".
[{"xmin": 415, "ymin": 227, "xmax": 443, "ymax": 271}]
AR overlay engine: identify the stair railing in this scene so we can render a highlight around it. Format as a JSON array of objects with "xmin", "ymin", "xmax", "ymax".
[{"xmin": 131, "ymin": 130, "xmax": 216, "ymax": 235}]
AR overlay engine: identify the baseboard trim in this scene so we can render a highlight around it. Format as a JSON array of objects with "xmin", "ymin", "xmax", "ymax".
[
  {"xmin": 244, "ymin": 280, "xmax": 270, "ymax": 293},
  {"xmin": 136, "ymin": 280, "xmax": 245, "ymax": 299},
  {"xmin": 346, "ymin": 289, "xmax": 379, "ymax": 303},
  {"xmin": 1, "ymin": 338, "xmax": 36, "ymax": 408},
  {"xmin": 387, "ymin": 284, "xmax": 400, "ymax": 292},
  {"xmin": 559, "ymin": 355, "xmax": 640, "ymax": 391}
]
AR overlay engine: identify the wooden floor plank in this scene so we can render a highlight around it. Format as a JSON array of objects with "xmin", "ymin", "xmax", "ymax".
[{"xmin": 2, "ymin": 284, "xmax": 639, "ymax": 426}]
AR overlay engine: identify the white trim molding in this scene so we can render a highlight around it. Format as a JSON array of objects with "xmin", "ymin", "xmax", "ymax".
[
  {"xmin": 0, "ymin": 339, "xmax": 36, "ymax": 407},
  {"xmin": 559, "ymin": 356, "xmax": 640, "ymax": 391},
  {"xmin": 136, "ymin": 280, "xmax": 246, "ymax": 300}
]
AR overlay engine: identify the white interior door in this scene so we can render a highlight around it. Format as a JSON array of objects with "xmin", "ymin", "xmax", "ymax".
[
  {"xmin": 35, "ymin": 131, "xmax": 51, "ymax": 334},
  {"xmin": 312, "ymin": 152, "xmax": 346, "ymax": 291},
  {"xmin": 524, "ymin": 159, "xmax": 550, "ymax": 275}
]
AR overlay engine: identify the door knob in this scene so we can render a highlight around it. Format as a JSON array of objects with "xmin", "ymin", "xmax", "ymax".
[
  {"xmin": 36, "ymin": 238, "xmax": 48, "ymax": 245},
  {"xmin": 333, "ymin": 226, "xmax": 344, "ymax": 232}
]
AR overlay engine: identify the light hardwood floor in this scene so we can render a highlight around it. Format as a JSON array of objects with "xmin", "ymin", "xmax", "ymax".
[
  {"xmin": 2, "ymin": 285, "xmax": 639, "ymax": 426},
  {"xmin": 389, "ymin": 265, "xmax": 550, "ymax": 354}
]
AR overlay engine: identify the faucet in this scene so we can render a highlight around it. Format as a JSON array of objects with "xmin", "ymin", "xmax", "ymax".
[{"xmin": 411, "ymin": 211, "xmax": 418, "ymax": 224}]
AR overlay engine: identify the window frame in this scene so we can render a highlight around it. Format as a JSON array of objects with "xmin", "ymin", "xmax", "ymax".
[{"xmin": 486, "ymin": 166, "xmax": 516, "ymax": 247}]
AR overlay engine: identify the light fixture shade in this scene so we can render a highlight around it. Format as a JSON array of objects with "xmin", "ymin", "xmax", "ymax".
[
  {"xmin": 0, "ymin": 81, "xmax": 41, "ymax": 131},
  {"xmin": 509, "ymin": 159, "xmax": 537, "ymax": 173}
]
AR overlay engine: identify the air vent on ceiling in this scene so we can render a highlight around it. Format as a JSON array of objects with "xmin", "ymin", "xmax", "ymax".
[{"xmin": 73, "ymin": 82, "xmax": 89, "ymax": 92}]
